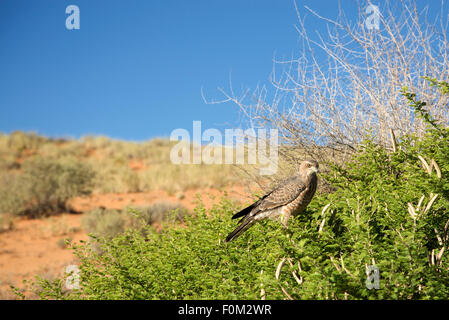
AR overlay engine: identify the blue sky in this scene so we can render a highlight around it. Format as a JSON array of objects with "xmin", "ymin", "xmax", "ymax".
[{"xmin": 0, "ymin": 0, "xmax": 443, "ymax": 141}]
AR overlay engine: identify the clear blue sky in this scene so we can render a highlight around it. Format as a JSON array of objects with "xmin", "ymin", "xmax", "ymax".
[{"xmin": 0, "ymin": 0, "xmax": 442, "ymax": 141}]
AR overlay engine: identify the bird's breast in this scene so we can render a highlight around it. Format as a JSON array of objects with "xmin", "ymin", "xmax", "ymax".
[{"xmin": 289, "ymin": 184, "xmax": 317, "ymax": 216}]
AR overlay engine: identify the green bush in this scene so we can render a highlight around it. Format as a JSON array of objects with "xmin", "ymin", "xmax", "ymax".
[
  {"xmin": 35, "ymin": 199, "xmax": 291, "ymax": 300},
  {"xmin": 33, "ymin": 79, "xmax": 449, "ymax": 299},
  {"xmin": 0, "ymin": 157, "xmax": 94, "ymax": 217}
]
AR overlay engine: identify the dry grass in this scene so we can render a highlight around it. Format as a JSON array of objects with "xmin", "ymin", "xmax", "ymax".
[
  {"xmin": 81, "ymin": 202, "xmax": 188, "ymax": 254},
  {"xmin": 0, "ymin": 132, "xmax": 255, "ymax": 204}
]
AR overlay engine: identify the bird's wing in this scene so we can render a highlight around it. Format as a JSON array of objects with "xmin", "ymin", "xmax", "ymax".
[
  {"xmin": 231, "ymin": 190, "xmax": 273, "ymax": 220},
  {"xmin": 250, "ymin": 176, "xmax": 307, "ymax": 215}
]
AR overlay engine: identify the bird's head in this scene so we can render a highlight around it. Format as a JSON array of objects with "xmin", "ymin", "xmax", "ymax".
[{"xmin": 299, "ymin": 159, "xmax": 319, "ymax": 178}]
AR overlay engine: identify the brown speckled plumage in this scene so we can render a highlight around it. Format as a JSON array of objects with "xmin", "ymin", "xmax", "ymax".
[{"xmin": 225, "ymin": 159, "xmax": 319, "ymax": 242}]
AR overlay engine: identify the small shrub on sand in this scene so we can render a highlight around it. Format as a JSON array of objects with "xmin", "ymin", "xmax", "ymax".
[
  {"xmin": 81, "ymin": 208, "xmax": 126, "ymax": 240},
  {"xmin": 0, "ymin": 157, "xmax": 94, "ymax": 217},
  {"xmin": 82, "ymin": 202, "xmax": 188, "ymax": 240},
  {"xmin": 130, "ymin": 201, "xmax": 187, "ymax": 226}
]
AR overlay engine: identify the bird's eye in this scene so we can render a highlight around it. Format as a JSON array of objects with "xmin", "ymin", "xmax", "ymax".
[{"xmin": 307, "ymin": 163, "xmax": 311, "ymax": 167}]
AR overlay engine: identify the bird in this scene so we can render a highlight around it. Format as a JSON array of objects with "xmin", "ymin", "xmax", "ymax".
[{"xmin": 225, "ymin": 159, "xmax": 319, "ymax": 242}]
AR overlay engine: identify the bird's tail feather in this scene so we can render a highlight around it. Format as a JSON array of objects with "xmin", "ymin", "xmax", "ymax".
[
  {"xmin": 231, "ymin": 203, "xmax": 256, "ymax": 220},
  {"xmin": 225, "ymin": 218, "xmax": 255, "ymax": 242}
]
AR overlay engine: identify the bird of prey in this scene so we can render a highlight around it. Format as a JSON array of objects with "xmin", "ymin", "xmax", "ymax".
[{"xmin": 225, "ymin": 159, "xmax": 319, "ymax": 242}]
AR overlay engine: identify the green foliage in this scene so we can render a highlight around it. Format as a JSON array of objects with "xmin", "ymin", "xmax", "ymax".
[
  {"xmin": 35, "ymin": 153, "xmax": 449, "ymax": 300},
  {"xmin": 36, "ymin": 199, "xmax": 291, "ymax": 300},
  {"xmin": 0, "ymin": 157, "xmax": 94, "ymax": 217}
]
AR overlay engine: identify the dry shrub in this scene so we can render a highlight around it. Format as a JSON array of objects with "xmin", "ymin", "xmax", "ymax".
[
  {"xmin": 82, "ymin": 202, "xmax": 188, "ymax": 251},
  {"xmin": 0, "ymin": 157, "xmax": 94, "ymax": 217},
  {"xmin": 82, "ymin": 208, "xmax": 126, "ymax": 240},
  {"xmin": 132, "ymin": 201, "xmax": 187, "ymax": 226},
  {"xmin": 207, "ymin": 0, "xmax": 449, "ymax": 172}
]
